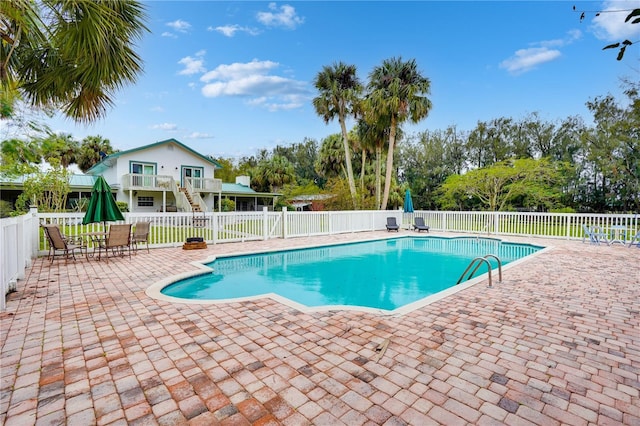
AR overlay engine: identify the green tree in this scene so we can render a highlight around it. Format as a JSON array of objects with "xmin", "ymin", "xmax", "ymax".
[
  {"xmin": 356, "ymin": 118, "xmax": 389, "ymax": 209},
  {"xmin": 366, "ymin": 57, "xmax": 432, "ymax": 209},
  {"xmin": 40, "ymin": 133, "xmax": 78, "ymax": 168},
  {"xmin": 0, "ymin": 137, "xmax": 41, "ymax": 175},
  {"xmin": 252, "ymin": 155, "xmax": 296, "ymax": 193},
  {"xmin": 399, "ymin": 130, "xmax": 453, "ymax": 210},
  {"xmin": 582, "ymin": 86, "xmax": 640, "ymax": 212},
  {"xmin": 16, "ymin": 158, "xmax": 70, "ymax": 212},
  {"xmin": 273, "ymin": 138, "xmax": 322, "ymax": 186},
  {"xmin": 316, "ymin": 133, "xmax": 346, "ymax": 181},
  {"xmin": 313, "ymin": 62, "xmax": 362, "ymax": 208},
  {"xmin": 438, "ymin": 158, "xmax": 566, "ymax": 211},
  {"xmin": 209, "ymin": 157, "xmax": 238, "ymax": 183},
  {"xmin": 76, "ymin": 135, "xmax": 116, "ymax": 172},
  {"xmin": 0, "ymin": 0, "xmax": 148, "ymax": 122}
]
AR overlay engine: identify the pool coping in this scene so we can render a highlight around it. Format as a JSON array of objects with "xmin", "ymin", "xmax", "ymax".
[{"xmin": 145, "ymin": 234, "xmax": 552, "ymax": 316}]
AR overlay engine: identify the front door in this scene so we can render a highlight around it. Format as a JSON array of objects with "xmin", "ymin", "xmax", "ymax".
[{"xmin": 182, "ymin": 167, "xmax": 203, "ymax": 190}]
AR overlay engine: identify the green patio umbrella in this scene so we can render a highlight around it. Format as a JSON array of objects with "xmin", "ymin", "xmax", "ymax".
[
  {"xmin": 82, "ymin": 175, "xmax": 124, "ymax": 228},
  {"xmin": 404, "ymin": 189, "xmax": 414, "ymax": 213}
]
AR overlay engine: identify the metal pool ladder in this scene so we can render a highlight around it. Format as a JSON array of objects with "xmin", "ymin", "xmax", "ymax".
[{"xmin": 457, "ymin": 254, "xmax": 502, "ymax": 288}]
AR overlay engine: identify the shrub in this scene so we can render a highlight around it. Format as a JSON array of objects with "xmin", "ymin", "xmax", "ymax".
[
  {"xmin": 116, "ymin": 201, "xmax": 129, "ymax": 212},
  {"xmin": 550, "ymin": 207, "xmax": 576, "ymax": 213},
  {"xmin": 0, "ymin": 200, "xmax": 15, "ymax": 218},
  {"xmin": 220, "ymin": 199, "xmax": 235, "ymax": 212}
]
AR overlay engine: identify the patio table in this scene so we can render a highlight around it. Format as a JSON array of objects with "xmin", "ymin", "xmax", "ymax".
[
  {"xmin": 607, "ymin": 225, "xmax": 627, "ymax": 245},
  {"xmin": 80, "ymin": 232, "xmax": 108, "ymax": 258}
]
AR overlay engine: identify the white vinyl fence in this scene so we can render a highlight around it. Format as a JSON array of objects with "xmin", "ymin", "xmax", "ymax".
[{"xmin": 2, "ymin": 208, "xmax": 638, "ymax": 311}]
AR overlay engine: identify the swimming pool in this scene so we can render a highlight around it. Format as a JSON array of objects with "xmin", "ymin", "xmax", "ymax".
[{"xmin": 156, "ymin": 236, "xmax": 544, "ymax": 314}]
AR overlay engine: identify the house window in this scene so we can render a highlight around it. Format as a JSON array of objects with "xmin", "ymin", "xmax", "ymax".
[
  {"xmin": 131, "ymin": 162, "xmax": 155, "ymax": 187},
  {"xmin": 137, "ymin": 196, "xmax": 154, "ymax": 207}
]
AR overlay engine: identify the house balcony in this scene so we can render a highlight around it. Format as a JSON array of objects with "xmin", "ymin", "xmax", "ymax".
[
  {"xmin": 185, "ymin": 177, "xmax": 222, "ymax": 193},
  {"xmin": 122, "ymin": 174, "xmax": 176, "ymax": 191},
  {"xmin": 122, "ymin": 174, "xmax": 222, "ymax": 193}
]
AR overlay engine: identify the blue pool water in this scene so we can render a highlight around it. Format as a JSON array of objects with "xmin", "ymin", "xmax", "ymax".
[{"xmin": 161, "ymin": 237, "xmax": 543, "ymax": 311}]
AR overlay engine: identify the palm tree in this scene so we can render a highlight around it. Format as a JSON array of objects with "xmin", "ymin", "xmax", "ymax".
[
  {"xmin": 0, "ymin": 0, "xmax": 148, "ymax": 123},
  {"xmin": 77, "ymin": 135, "xmax": 116, "ymax": 172},
  {"xmin": 356, "ymin": 118, "xmax": 388, "ymax": 209},
  {"xmin": 253, "ymin": 155, "xmax": 295, "ymax": 193},
  {"xmin": 313, "ymin": 62, "xmax": 363, "ymax": 209},
  {"xmin": 366, "ymin": 57, "xmax": 432, "ymax": 209},
  {"xmin": 40, "ymin": 133, "xmax": 79, "ymax": 168},
  {"xmin": 316, "ymin": 133, "xmax": 346, "ymax": 180}
]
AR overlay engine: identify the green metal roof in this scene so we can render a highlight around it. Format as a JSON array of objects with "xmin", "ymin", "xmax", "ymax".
[
  {"xmin": 1, "ymin": 174, "xmax": 97, "ymax": 188},
  {"xmin": 221, "ymin": 183, "xmax": 280, "ymax": 197},
  {"xmin": 86, "ymin": 138, "xmax": 223, "ymax": 175},
  {"xmin": 222, "ymin": 183, "xmax": 257, "ymax": 194}
]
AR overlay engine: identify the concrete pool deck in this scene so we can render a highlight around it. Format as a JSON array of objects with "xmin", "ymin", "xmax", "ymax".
[{"xmin": 1, "ymin": 232, "xmax": 639, "ymax": 425}]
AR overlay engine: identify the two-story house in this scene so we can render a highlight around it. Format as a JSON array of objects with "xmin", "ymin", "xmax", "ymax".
[
  {"xmin": 86, "ymin": 138, "xmax": 223, "ymax": 213},
  {"xmin": 1, "ymin": 139, "xmax": 282, "ymax": 213}
]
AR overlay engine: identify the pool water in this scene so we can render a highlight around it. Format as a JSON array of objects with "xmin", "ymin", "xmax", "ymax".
[{"xmin": 161, "ymin": 237, "xmax": 543, "ymax": 311}]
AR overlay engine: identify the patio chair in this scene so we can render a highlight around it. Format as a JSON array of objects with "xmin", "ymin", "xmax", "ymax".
[
  {"xmin": 629, "ymin": 230, "xmax": 640, "ymax": 248},
  {"xmin": 131, "ymin": 221, "xmax": 150, "ymax": 254},
  {"xmin": 386, "ymin": 217, "xmax": 399, "ymax": 232},
  {"xmin": 581, "ymin": 224, "xmax": 607, "ymax": 245},
  {"xmin": 41, "ymin": 223, "xmax": 85, "ymax": 263},
  {"xmin": 413, "ymin": 217, "xmax": 430, "ymax": 232},
  {"xmin": 97, "ymin": 224, "xmax": 132, "ymax": 262}
]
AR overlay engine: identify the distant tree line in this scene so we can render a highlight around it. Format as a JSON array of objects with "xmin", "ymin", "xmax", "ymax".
[
  {"xmin": 2, "ymin": 67, "xmax": 638, "ymax": 215},
  {"xmin": 215, "ymin": 77, "xmax": 639, "ymax": 213}
]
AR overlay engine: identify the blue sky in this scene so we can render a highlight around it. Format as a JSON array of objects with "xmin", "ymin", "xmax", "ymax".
[{"xmin": 35, "ymin": 1, "xmax": 640, "ymax": 159}]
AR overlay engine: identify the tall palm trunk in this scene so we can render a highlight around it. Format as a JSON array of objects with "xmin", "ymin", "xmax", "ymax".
[
  {"xmin": 339, "ymin": 116, "xmax": 358, "ymax": 209},
  {"xmin": 381, "ymin": 117, "xmax": 397, "ymax": 210},
  {"xmin": 375, "ymin": 145, "xmax": 382, "ymax": 209},
  {"xmin": 360, "ymin": 148, "xmax": 367, "ymax": 204}
]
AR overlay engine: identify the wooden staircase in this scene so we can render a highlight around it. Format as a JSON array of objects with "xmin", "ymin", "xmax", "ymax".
[{"xmin": 179, "ymin": 187, "xmax": 202, "ymax": 212}]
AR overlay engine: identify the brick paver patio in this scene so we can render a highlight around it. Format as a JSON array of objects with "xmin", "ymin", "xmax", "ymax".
[{"xmin": 1, "ymin": 232, "xmax": 638, "ymax": 425}]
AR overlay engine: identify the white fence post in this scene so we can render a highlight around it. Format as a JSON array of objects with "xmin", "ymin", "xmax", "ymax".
[
  {"xmin": 282, "ymin": 207, "xmax": 288, "ymax": 239},
  {"xmin": 263, "ymin": 207, "xmax": 268, "ymax": 240}
]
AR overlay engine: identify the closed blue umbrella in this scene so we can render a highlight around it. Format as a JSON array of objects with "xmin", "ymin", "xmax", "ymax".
[{"xmin": 404, "ymin": 189, "xmax": 414, "ymax": 213}]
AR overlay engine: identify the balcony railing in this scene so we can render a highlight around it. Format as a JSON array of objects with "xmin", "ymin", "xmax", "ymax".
[
  {"xmin": 122, "ymin": 174, "xmax": 222, "ymax": 193},
  {"xmin": 122, "ymin": 174, "xmax": 175, "ymax": 191},
  {"xmin": 186, "ymin": 177, "xmax": 222, "ymax": 193}
]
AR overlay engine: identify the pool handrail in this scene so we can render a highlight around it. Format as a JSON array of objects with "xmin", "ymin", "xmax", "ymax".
[{"xmin": 457, "ymin": 254, "xmax": 503, "ymax": 287}]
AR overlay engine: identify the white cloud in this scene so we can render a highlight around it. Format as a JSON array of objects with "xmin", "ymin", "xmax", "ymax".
[
  {"xmin": 151, "ymin": 123, "xmax": 177, "ymax": 131},
  {"xmin": 538, "ymin": 30, "xmax": 583, "ymax": 48},
  {"xmin": 257, "ymin": 3, "xmax": 304, "ymax": 29},
  {"xmin": 211, "ymin": 24, "xmax": 260, "ymax": 37},
  {"xmin": 199, "ymin": 59, "xmax": 310, "ymax": 111},
  {"xmin": 500, "ymin": 47, "xmax": 562, "ymax": 74},
  {"xmin": 186, "ymin": 132, "xmax": 214, "ymax": 139},
  {"xmin": 178, "ymin": 56, "xmax": 206, "ymax": 75},
  {"xmin": 150, "ymin": 106, "xmax": 164, "ymax": 113},
  {"xmin": 591, "ymin": 1, "xmax": 640, "ymax": 41},
  {"xmin": 499, "ymin": 29, "xmax": 580, "ymax": 75},
  {"xmin": 161, "ymin": 32, "xmax": 177, "ymax": 38},
  {"xmin": 201, "ymin": 59, "xmax": 279, "ymax": 82},
  {"xmin": 166, "ymin": 19, "xmax": 191, "ymax": 33}
]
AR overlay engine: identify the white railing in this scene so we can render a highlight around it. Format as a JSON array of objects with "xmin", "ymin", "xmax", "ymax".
[
  {"xmin": 1, "ymin": 207, "xmax": 38, "ymax": 311},
  {"xmin": 2, "ymin": 208, "xmax": 638, "ymax": 311},
  {"xmin": 184, "ymin": 178, "xmax": 208, "ymax": 212},
  {"xmin": 122, "ymin": 173, "xmax": 175, "ymax": 191},
  {"xmin": 186, "ymin": 177, "xmax": 222, "ymax": 193}
]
